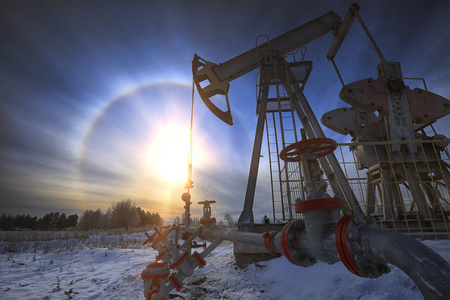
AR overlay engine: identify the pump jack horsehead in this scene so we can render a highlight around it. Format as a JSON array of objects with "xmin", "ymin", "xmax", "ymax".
[{"xmin": 141, "ymin": 3, "xmax": 450, "ymax": 300}]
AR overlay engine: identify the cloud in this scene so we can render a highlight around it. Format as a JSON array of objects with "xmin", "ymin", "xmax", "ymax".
[{"xmin": 1, "ymin": 0, "xmax": 450, "ymax": 222}]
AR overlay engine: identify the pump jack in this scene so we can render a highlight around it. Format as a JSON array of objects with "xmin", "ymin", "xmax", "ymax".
[
  {"xmin": 141, "ymin": 4, "xmax": 450, "ymax": 300},
  {"xmin": 193, "ymin": 3, "xmax": 450, "ymax": 231}
]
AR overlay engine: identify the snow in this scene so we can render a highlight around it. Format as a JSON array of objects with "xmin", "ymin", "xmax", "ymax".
[{"xmin": 1, "ymin": 233, "xmax": 449, "ymax": 300}]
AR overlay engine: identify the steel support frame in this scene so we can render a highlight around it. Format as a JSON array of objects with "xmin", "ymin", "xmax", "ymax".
[
  {"xmin": 238, "ymin": 84, "xmax": 270, "ymax": 229},
  {"xmin": 238, "ymin": 59, "xmax": 364, "ymax": 229}
]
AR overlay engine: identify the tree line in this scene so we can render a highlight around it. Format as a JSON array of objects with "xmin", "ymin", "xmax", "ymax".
[
  {"xmin": 0, "ymin": 212, "xmax": 78, "ymax": 231},
  {"xmin": 78, "ymin": 199, "xmax": 162, "ymax": 230},
  {"xmin": 0, "ymin": 199, "xmax": 161, "ymax": 231}
]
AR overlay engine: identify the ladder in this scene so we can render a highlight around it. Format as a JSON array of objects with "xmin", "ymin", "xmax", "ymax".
[
  {"xmin": 255, "ymin": 35, "xmax": 311, "ymax": 221},
  {"xmin": 259, "ymin": 69, "xmax": 303, "ymax": 221},
  {"xmin": 265, "ymin": 112, "xmax": 285, "ymax": 221}
]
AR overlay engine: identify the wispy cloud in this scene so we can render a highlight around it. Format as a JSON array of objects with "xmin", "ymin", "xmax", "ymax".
[{"xmin": 1, "ymin": 0, "xmax": 449, "ymax": 222}]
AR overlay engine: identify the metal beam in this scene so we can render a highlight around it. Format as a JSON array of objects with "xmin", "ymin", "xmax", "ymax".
[
  {"xmin": 212, "ymin": 12, "xmax": 341, "ymax": 83},
  {"xmin": 327, "ymin": 3, "xmax": 359, "ymax": 60},
  {"xmin": 238, "ymin": 84, "xmax": 270, "ymax": 227}
]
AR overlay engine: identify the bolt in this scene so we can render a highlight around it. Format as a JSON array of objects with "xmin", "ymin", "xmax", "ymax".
[{"xmin": 288, "ymin": 233, "xmax": 294, "ymax": 240}]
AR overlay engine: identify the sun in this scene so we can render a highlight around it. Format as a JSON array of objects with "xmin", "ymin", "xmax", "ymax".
[{"xmin": 146, "ymin": 122, "xmax": 190, "ymax": 185}]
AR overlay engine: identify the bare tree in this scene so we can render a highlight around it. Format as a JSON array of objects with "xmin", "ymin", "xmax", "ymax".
[
  {"xmin": 110, "ymin": 199, "xmax": 139, "ymax": 229},
  {"xmin": 224, "ymin": 213, "xmax": 234, "ymax": 227},
  {"xmin": 78, "ymin": 209, "xmax": 104, "ymax": 230}
]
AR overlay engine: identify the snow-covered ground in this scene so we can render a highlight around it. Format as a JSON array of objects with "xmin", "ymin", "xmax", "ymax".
[{"xmin": 1, "ymin": 232, "xmax": 449, "ymax": 299}]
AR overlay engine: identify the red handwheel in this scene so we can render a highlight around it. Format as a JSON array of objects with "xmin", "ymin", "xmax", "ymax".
[{"xmin": 280, "ymin": 138, "xmax": 337, "ymax": 162}]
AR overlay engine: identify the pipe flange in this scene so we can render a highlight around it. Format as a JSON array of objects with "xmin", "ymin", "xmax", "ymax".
[
  {"xmin": 336, "ymin": 215, "xmax": 389, "ymax": 278},
  {"xmin": 198, "ymin": 224, "xmax": 216, "ymax": 240},
  {"xmin": 295, "ymin": 197, "xmax": 346, "ymax": 213},
  {"xmin": 169, "ymin": 251, "xmax": 189, "ymax": 269},
  {"xmin": 200, "ymin": 218, "xmax": 216, "ymax": 225},
  {"xmin": 143, "ymin": 232, "xmax": 157, "ymax": 246},
  {"xmin": 150, "ymin": 228, "xmax": 172, "ymax": 248},
  {"xmin": 156, "ymin": 250, "xmax": 167, "ymax": 261},
  {"xmin": 192, "ymin": 251, "xmax": 206, "ymax": 268},
  {"xmin": 168, "ymin": 273, "xmax": 183, "ymax": 291},
  {"xmin": 262, "ymin": 231, "xmax": 279, "ymax": 256},
  {"xmin": 281, "ymin": 220, "xmax": 316, "ymax": 267}
]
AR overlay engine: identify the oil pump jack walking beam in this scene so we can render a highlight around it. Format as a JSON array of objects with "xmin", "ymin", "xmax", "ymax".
[{"xmin": 193, "ymin": 4, "xmax": 364, "ymax": 228}]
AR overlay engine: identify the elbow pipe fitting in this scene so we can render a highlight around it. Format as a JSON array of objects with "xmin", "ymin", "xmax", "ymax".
[
  {"xmin": 337, "ymin": 214, "xmax": 450, "ymax": 299},
  {"xmin": 274, "ymin": 213, "xmax": 450, "ymax": 299},
  {"xmin": 357, "ymin": 224, "xmax": 450, "ymax": 299}
]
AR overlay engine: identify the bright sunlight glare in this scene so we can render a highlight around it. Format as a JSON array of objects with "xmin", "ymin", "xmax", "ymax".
[{"xmin": 146, "ymin": 122, "xmax": 190, "ymax": 185}]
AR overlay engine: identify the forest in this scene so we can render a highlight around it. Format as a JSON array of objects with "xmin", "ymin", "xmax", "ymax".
[{"xmin": 0, "ymin": 199, "xmax": 161, "ymax": 231}]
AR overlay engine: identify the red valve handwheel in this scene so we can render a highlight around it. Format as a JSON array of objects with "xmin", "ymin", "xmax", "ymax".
[{"xmin": 280, "ymin": 138, "xmax": 337, "ymax": 162}]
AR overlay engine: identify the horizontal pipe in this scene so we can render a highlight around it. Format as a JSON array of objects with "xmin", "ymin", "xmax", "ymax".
[
  {"xmin": 180, "ymin": 226, "xmax": 198, "ymax": 234},
  {"xmin": 180, "ymin": 222, "xmax": 450, "ymax": 299},
  {"xmin": 180, "ymin": 225, "xmax": 268, "ymax": 249}
]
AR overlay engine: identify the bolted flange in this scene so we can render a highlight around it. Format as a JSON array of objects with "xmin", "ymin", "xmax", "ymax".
[
  {"xmin": 169, "ymin": 251, "xmax": 189, "ymax": 270},
  {"xmin": 168, "ymin": 273, "xmax": 183, "ymax": 292},
  {"xmin": 280, "ymin": 220, "xmax": 317, "ymax": 267},
  {"xmin": 143, "ymin": 232, "xmax": 157, "ymax": 246},
  {"xmin": 263, "ymin": 231, "xmax": 279, "ymax": 256},
  {"xmin": 150, "ymin": 228, "xmax": 172, "ymax": 248},
  {"xmin": 192, "ymin": 251, "xmax": 206, "ymax": 268},
  {"xmin": 335, "ymin": 214, "xmax": 389, "ymax": 278}
]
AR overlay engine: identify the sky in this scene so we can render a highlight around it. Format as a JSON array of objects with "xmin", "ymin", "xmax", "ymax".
[{"xmin": 1, "ymin": 0, "xmax": 450, "ymax": 221}]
